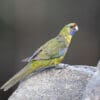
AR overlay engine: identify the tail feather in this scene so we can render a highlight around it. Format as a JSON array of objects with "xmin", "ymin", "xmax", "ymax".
[{"xmin": 0, "ymin": 63, "xmax": 34, "ymax": 91}]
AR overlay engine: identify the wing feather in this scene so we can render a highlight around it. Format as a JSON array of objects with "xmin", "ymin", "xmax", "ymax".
[{"xmin": 22, "ymin": 35, "xmax": 67, "ymax": 62}]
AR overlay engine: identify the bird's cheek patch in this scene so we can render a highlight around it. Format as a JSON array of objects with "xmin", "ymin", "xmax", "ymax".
[{"xmin": 70, "ymin": 29, "xmax": 76, "ymax": 36}]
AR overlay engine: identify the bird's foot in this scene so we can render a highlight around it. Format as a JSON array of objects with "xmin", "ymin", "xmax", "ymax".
[{"xmin": 55, "ymin": 63, "xmax": 69, "ymax": 69}]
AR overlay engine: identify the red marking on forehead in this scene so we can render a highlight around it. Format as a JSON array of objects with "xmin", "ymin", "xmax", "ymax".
[{"xmin": 70, "ymin": 23, "xmax": 77, "ymax": 28}]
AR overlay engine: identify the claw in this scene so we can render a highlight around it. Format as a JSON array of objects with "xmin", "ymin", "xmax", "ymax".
[{"xmin": 56, "ymin": 63, "xmax": 69, "ymax": 69}]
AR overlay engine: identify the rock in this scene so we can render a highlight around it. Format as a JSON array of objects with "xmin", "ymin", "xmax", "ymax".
[
  {"xmin": 82, "ymin": 61, "xmax": 100, "ymax": 100},
  {"xmin": 9, "ymin": 64, "xmax": 96, "ymax": 100}
]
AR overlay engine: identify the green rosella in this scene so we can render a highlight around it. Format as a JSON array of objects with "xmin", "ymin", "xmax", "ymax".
[{"xmin": 1, "ymin": 23, "xmax": 78, "ymax": 91}]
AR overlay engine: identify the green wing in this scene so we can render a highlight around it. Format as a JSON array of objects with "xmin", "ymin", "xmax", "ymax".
[{"xmin": 22, "ymin": 35, "xmax": 67, "ymax": 62}]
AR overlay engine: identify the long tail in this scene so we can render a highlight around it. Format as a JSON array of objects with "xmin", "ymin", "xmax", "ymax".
[{"xmin": 0, "ymin": 63, "xmax": 35, "ymax": 91}]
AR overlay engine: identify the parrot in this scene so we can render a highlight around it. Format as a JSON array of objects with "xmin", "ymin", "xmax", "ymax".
[{"xmin": 0, "ymin": 22, "xmax": 78, "ymax": 91}]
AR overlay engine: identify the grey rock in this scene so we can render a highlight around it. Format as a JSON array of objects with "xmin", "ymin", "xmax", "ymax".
[
  {"xmin": 9, "ymin": 64, "xmax": 96, "ymax": 100},
  {"xmin": 82, "ymin": 61, "xmax": 100, "ymax": 100}
]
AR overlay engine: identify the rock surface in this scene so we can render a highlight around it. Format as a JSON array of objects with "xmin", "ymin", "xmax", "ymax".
[
  {"xmin": 9, "ymin": 64, "xmax": 96, "ymax": 100},
  {"xmin": 82, "ymin": 61, "xmax": 100, "ymax": 100}
]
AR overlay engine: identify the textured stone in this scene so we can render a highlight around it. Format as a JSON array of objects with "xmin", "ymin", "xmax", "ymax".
[
  {"xmin": 9, "ymin": 64, "xmax": 96, "ymax": 100},
  {"xmin": 82, "ymin": 61, "xmax": 100, "ymax": 100}
]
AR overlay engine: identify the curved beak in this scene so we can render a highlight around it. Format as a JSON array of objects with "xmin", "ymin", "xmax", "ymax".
[{"xmin": 74, "ymin": 25, "xmax": 79, "ymax": 31}]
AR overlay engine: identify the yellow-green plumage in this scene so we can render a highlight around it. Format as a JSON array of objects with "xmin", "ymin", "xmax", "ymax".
[{"xmin": 1, "ymin": 23, "xmax": 78, "ymax": 91}]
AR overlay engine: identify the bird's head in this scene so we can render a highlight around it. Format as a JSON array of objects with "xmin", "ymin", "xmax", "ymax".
[
  {"xmin": 59, "ymin": 22, "xmax": 78, "ymax": 37},
  {"xmin": 59, "ymin": 22, "xmax": 78, "ymax": 45},
  {"xmin": 66, "ymin": 23, "xmax": 79, "ymax": 36}
]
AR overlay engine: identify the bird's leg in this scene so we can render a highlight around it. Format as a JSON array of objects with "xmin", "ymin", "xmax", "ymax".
[{"xmin": 55, "ymin": 63, "xmax": 69, "ymax": 69}]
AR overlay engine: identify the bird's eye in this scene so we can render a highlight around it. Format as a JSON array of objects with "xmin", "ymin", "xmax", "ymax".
[{"xmin": 70, "ymin": 26, "xmax": 74, "ymax": 28}]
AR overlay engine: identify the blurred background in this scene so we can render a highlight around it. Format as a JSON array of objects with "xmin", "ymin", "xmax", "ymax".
[{"xmin": 0, "ymin": 0, "xmax": 100, "ymax": 99}]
